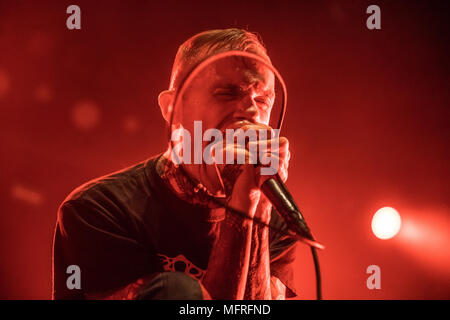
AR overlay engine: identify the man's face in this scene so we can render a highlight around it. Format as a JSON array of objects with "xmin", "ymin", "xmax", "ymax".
[{"xmin": 177, "ymin": 56, "xmax": 275, "ymax": 134}]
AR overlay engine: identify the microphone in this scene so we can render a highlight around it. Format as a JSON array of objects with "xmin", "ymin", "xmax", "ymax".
[{"xmin": 260, "ymin": 174, "xmax": 324, "ymax": 249}]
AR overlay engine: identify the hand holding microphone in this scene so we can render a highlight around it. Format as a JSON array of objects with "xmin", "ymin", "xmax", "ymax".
[
  {"xmin": 216, "ymin": 120, "xmax": 324, "ymax": 249},
  {"xmin": 214, "ymin": 121, "xmax": 289, "ymax": 224}
]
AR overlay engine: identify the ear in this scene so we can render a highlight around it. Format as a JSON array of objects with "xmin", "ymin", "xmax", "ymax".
[{"xmin": 158, "ymin": 89, "xmax": 175, "ymax": 123}]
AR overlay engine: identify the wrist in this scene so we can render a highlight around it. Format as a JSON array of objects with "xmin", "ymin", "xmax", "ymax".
[{"xmin": 223, "ymin": 208, "xmax": 253, "ymax": 229}]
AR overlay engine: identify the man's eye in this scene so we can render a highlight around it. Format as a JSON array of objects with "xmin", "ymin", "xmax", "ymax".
[
  {"xmin": 255, "ymin": 97, "xmax": 271, "ymax": 109},
  {"xmin": 214, "ymin": 89, "xmax": 239, "ymax": 99}
]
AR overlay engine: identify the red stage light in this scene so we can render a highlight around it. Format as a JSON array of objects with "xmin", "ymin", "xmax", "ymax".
[
  {"xmin": 71, "ymin": 100, "xmax": 100, "ymax": 131},
  {"xmin": 371, "ymin": 207, "xmax": 402, "ymax": 240},
  {"xmin": 34, "ymin": 84, "xmax": 53, "ymax": 103},
  {"xmin": 123, "ymin": 115, "xmax": 139, "ymax": 133},
  {"xmin": 11, "ymin": 184, "xmax": 43, "ymax": 205}
]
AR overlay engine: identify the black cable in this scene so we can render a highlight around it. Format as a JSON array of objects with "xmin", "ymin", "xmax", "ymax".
[
  {"xmin": 311, "ymin": 247, "xmax": 322, "ymax": 300},
  {"xmin": 210, "ymin": 191, "xmax": 323, "ymax": 300},
  {"xmin": 167, "ymin": 50, "xmax": 323, "ymax": 300}
]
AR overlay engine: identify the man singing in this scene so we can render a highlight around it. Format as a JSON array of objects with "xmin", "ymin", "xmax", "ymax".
[{"xmin": 52, "ymin": 28, "xmax": 298, "ymax": 300}]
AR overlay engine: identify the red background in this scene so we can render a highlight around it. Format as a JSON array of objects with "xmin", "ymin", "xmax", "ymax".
[{"xmin": 0, "ymin": 0, "xmax": 449, "ymax": 299}]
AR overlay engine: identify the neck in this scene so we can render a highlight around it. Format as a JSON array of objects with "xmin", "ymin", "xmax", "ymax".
[{"xmin": 162, "ymin": 146, "xmax": 226, "ymax": 198}]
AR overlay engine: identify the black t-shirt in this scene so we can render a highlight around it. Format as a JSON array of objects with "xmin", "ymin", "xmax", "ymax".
[{"xmin": 52, "ymin": 154, "xmax": 298, "ymax": 299}]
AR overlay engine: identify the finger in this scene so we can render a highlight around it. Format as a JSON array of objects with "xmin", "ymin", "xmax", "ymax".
[
  {"xmin": 255, "ymin": 153, "xmax": 289, "ymax": 182},
  {"xmin": 231, "ymin": 123, "xmax": 279, "ymax": 141},
  {"xmin": 219, "ymin": 144, "xmax": 259, "ymax": 165},
  {"xmin": 252, "ymin": 138, "xmax": 290, "ymax": 170},
  {"xmin": 247, "ymin": 136, "xmax": 288, "ymax": 149}
]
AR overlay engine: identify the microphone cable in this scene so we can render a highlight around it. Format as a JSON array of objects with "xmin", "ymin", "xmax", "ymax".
[{"xmin": 166, "ymin": 50, "xmax": 323, "ymax": 300}]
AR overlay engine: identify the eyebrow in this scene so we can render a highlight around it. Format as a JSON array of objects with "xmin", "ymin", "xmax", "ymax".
[{"xmin": 215, "ymin": 82, "xmax": 275, "ymax": 98}]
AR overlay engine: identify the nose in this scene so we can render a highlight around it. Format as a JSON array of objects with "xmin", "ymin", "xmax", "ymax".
[{"xmin": 232, "ymin": 93, "xmax": 259, "ymax": 123}]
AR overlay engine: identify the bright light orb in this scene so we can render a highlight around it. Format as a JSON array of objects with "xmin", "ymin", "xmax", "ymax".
[
  {"xmin": 372, "ymin": 207, "xmax": 402, "ymax": 239},
  {"xmin": 71, "ymin": 100, "xmax": 100, "ymax": 131}
]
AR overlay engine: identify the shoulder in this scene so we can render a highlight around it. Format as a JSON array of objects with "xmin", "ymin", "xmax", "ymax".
[
  {"xmin": 65, "ymin": 159, "xmax": 148, "ymax": 202},
  {"xmin": 62, "ymin": 155, "xmax": 162, "ymax": 203},
  {"xmin": 58, "ymin": 156, "xmax": 160, "ymax": 225}
]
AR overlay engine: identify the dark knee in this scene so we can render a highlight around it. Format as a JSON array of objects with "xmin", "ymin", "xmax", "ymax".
[{"xmin": 135, "ymin": 272, "xmax": 211, "ymax": 300}]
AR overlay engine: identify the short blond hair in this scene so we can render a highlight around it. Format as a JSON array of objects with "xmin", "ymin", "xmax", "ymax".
[{"xmin": 169, "ymin": 28, "xmax": 270, "ymax": 90}]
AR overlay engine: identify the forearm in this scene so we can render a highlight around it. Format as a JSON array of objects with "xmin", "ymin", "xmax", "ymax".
[
  {"xmin": 202, "ymin": 212, "xmax": 253, "ymax": 300},
  {"xmin": 244, "ymin": 221, "xmax": 271, "ymax": 299}
]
